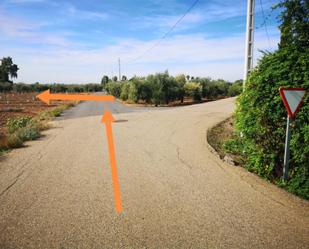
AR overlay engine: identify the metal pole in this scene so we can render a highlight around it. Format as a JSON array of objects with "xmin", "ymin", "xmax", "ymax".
[
  {"xmin": 283, "ymin": 115, "xmax": 292, "ymax": 181},
  {"xmin": 243, "ymin": 0, "xmax": 255, "ymax": 90}
]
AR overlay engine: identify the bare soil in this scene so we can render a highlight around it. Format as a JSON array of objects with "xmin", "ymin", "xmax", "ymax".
[
  {"xmin": 0, "ymin": 92, "xmax": 72, "ymax": 136},
  {"xmin": 207, "ymin": 116, "xmax": 235, "ymax": 156},
  {"xmin": 207, "ymin": 116, "xmax": 244, "ymax": 166}
]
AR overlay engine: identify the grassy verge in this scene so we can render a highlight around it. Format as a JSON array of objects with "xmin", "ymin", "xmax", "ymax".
[
  {"xmin": 207, "ymin": 116, "xmax": 308, "ymax": 200},
  {"xmin": 0, "ymin": 103, "xmax": 74, "ymax": 154}
]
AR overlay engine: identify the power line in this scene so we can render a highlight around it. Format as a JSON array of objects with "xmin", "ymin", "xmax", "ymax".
[
  {"xmin": 259, "ymin": 0, "xmax": 272, "ymax": 49},
  {"xmin": 128, "ymin": 0, "xmax": 200, "ymax": 63}
]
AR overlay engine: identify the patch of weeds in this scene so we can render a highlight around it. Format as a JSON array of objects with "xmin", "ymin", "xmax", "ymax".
[
  {"xmin": 6, "ymin": 116, "xmax": 32, "ymax": 134},
  {"xmin": 36, "ymin": 104, "xmax": 72, "ymax": 121},
  {"xmin": 2, "ymin": 104, "xmax": 74, "ymax": 151},
  {"xmin": 16, "ymin": 122, "xmax": 40, "ymax": 141},
  {"xmin": 223, "ymin": 137, "xmax": 245, "ymax": 166},
  {"xmin": 7, "ymin": 133, "xmax": 23, "ymax": 148},
  {"xmin": 207, "ymin": 117, "xmax": 235, "ymax": 155},
  {"xmin": 0, "ymin": 149, "xmax": 5, "ymax": 156}
]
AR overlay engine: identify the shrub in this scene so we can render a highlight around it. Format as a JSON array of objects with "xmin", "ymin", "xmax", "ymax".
[
  {"xmin": 1, "ymin": 104, "xmax": 72, "ymax": 153},
  {"xmin": 7, "ymin": 133, "xmax": 23, "ymax": 148},
  {"xmin": 35, "ymin": 105, "xmax": 71, "ymax": 122},
  {"xmin": 106, "ymin": 82, "xmax": 122, "ymax": 98},
  {"xmin": 120, "ymin": 82, "xmax": 130, "ymax": 101},
  {"xmin": 50, "ymin": 108, "xmax": 62, "ymax": 117},
  {"xmin": 6, "ymin": 116, "xmax": 32, "ymax": 134},
  {"xmin": 139, "ymin": 80, "xmax": 153, "ymax": 103},
  {"xmin": 128, "ymin": 79, "xmax": 140, "ymax": 103},
  {"xmin": 16, "ymin": 122, "xmax": 40, "ymax": 141}
]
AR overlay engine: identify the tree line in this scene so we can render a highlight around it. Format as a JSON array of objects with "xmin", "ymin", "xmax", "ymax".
[
  {"xmin": 1, "ymin": 57, "xmax": 242, "ymax": 104},
  {"xmin": 0, "ymin": 82, "xmax": 104, "ymax": 93},
  {"xmin": 104, "ymin": 71, "xmax": 242, "ymax": 105}
]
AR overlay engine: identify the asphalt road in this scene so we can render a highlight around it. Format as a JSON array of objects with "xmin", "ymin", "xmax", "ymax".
[
  {"xmin": 0, "ymin": 98, "xmax": 308, "ymax": 249},
  {"xmin": 58, "ymin": 93, "xmax": 167, "ymax": 120}
]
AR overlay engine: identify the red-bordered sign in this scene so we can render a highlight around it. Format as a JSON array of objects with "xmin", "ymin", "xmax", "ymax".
[{"xmin": 279, "ymin": 87, "xmax": 306, "ymax": 118}]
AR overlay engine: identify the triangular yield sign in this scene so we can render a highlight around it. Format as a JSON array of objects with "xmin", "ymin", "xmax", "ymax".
[{"xmin": 279, "ymin": 87, "xmax": 306, "ymax": 118}]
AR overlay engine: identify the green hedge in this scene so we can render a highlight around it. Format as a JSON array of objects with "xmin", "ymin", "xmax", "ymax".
[{"xmin": 232, "ymin": 0, "xmax": 309, "ymax": 199}]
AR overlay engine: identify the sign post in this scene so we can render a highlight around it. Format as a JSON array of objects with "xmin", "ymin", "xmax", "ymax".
[
  {"xmin": 283, "ymin": 115, "xmax": 292, "ymax": 181},
  {"xmin": 279, "ymin": 87, "xmax": 306, "ymax": 181}
]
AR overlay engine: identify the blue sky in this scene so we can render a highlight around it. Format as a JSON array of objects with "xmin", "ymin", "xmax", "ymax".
[{"xmin": 0, "ymin": 0, "xmax": 281, "ymax": 83}]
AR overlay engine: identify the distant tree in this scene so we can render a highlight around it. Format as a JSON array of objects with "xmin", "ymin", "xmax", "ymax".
[
  {"xmin": 197, "ymin": 77, "xmax": 211, "ymax": 98},
  {"xmin": 0, "ymin": 57, "xmax": 19, "ymax": 83},
  {"xmin": 184, "ymin": 82, "xmax": 202, "ymax": 101},
  {"xmin": 120, "ymin": 81, "xmax": 130, "ymax": 101},
  {"xmin": 191, "ymin": 76, "xmax": 195, "ymax": 80},
  {"xmin": 128, "ymin": 78, "xmax": 140, "ymax": 103},
  {"xmin": 186, "ymin": 75, "xmax": 190, "ymax": 81},
  {"xmin": 234, "ymin": 79, "xmax": 243, "ymax": 85},
  {"xmin": 112, "ymin": 76, "xmax": 118, "ymax": 82},
  {"xmin": 175, "ymin": 74, "xmax": 186, "ymax": 85},
  {"xmin": 175, "ymin": 74, "xmax": 186, "ymax": 103},
  {"xmin": 139, "ymin": 80, "xmax": 153, "ymax": 104},
  {"xmin": 106, "ymin": 82, "xmax": 122, "ymax": 98},
  {"xmin": 122, "ymin": 75, "xmax": 127, "ymax": 81},
  {"xmin": 101, "ymin": 75, "xmax": 109, "ymax": 85},
  {"xmin": 228, "ymin": 80, "xmax": 243, "ymax": 96},
  {"xmin": 0, "ymin": 82, "xmax": 13, "ymax": 92},
  {"xmin": 154, "ymin": 70, "xmax": 176, "ymax": 104}
]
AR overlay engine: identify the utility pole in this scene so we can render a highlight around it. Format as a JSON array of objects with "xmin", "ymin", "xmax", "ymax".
[
  {"xmin": 118, "ymin": 58, "xmax": 121, "ymax": 81},
  {"xmin": 243, "ymin": 0, "xmax": 255, "ymax": 90}
]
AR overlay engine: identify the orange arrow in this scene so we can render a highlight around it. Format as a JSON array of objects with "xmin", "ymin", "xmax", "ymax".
[
  {"xmin": 37, "ymin": 89, "xmax": 115, "ymax": 105},
  {"xmin": 101, "ymin": 110, "xmax": 123, "ymax": 212}
]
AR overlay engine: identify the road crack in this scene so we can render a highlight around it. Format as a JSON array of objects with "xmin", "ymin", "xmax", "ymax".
[
  {"xmin": 0, "ymin": 170, "xmax": 24, "ymax": 198},
  {"xmin": 176, "ymin": 147, "xmax": 192, "ymax": 170}
]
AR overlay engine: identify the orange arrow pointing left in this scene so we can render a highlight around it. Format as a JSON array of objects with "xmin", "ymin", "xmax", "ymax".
[{"xmin": 37, "ymin": 89, "xmax": 115, "ymax": 105}]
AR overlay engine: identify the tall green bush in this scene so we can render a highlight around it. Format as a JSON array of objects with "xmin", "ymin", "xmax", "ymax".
[
  {"xmin": 128, "ymin": 79, "xmax": 139, "ymax": 103},
  {"xmin": 106, "ymin": 82, "xmax": 122, "ymax": 98},
  {"xmin": 139, "ymin": 80, "xmax": 153, "ymax": 103},
  {"xmin": 120, "ymin": 81, "xmax": 130, "ymax": 101},
  {"xmin": 234, "ymin": 0, "xmax": 309, "ymax": 198}
]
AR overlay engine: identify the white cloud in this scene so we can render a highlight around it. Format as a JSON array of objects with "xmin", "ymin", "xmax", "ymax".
[
  {"xmin": 0, "ymin": 11, "xmax": 75, "ymax": 47},
  {"xmin": 0, "ymin": 0, "xmax": 280, "ymax": 83},
  {"xmin": 0, "ymin": 28, "xmax": 279, "ymax": 83},
  {"xmin": 67, "ymin": 4, "xmax": 108, "ymax": 21},
  {"xmin": 135, "ymin": 2, "xmax": 246, "ymax": 33}
]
